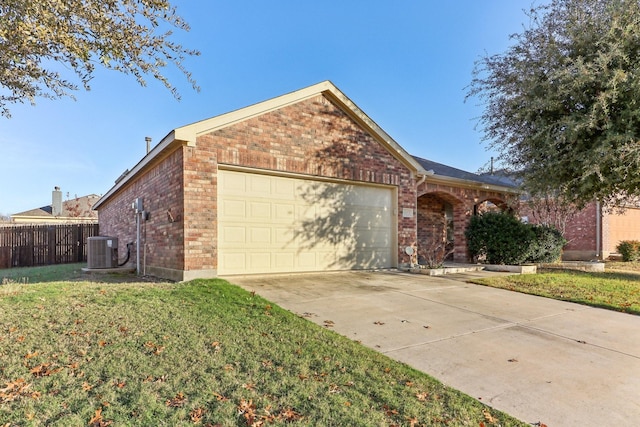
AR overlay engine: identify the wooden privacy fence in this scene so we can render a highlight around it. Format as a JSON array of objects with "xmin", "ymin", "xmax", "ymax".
[{"xmin": 0, "ymin": 223, "xmax": 99, "ymax": 269}]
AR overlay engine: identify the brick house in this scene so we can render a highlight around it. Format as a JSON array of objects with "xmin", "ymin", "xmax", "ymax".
[
  {"xmin": 11, "ymin": 187, "xmax": 99, "ymax": 224},
  {"xmin": 521, "ymin": 199, "xmax": 640, "ymax": 260},
  {"xmin": 94, "ymin": 81, "xmax": 519, "ymax": 280}
]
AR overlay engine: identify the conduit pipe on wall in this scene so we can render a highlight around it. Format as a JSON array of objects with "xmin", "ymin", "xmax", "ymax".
[
  {"xmin": 596, "ymin": 200, "xmax": 601, "ymax": 259},
  {"xmin": 133, "ymin": 198, "xmax": 144, "ymax": 275}
]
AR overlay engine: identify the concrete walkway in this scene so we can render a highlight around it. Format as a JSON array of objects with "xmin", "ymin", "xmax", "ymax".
[{"xmin": 228, "ymin": 270, "xmax": 640, "ymax": 427}]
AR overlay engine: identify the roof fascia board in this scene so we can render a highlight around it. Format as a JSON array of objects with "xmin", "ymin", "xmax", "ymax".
[
  {"xmin": 173, "ymin": 82, "xmax": 333, "ymax": 142},
  {"xmin": 426, "ymin": 173, "xmax": 521, "ymax": 194}
]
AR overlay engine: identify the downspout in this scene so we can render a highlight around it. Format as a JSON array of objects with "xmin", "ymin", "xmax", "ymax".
[
  {"xmin": 596, "ymin": 200, "xmax": 601, "ymax": 259},
  {"xmin": 416, "ymin": 169, "xmax": 435, "ymax": 189}
]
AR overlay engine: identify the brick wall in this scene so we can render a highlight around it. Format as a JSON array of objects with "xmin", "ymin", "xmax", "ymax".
[
  {"xmin": 519, "ymin": 200, "xmax": 599, "ymax": 260},
  {"xmin": 98, "ymin": 149, "xmax": 186, "ymax": 275},
  {"xmin": 189, "ymin": 94, "xmax": 417, "ymax": 270}
]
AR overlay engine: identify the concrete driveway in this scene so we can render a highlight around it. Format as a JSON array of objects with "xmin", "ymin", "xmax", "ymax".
[{"xmin": 228, "ymin": 270, "xmax": 640, "ymax": 426}]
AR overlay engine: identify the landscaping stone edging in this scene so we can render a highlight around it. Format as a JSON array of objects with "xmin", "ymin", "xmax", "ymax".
[
  {"xmin": 483, "ymin": 264, "xmax": 537, "ymax": 274},
  {"xmin": 539, "ymin": 261, "xmax": 605, "ymax": 272}
]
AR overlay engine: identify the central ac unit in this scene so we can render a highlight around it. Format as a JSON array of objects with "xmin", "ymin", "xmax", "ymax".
[{"xmin": 87, "ymin": 236, "xmax": 119, "ymax": 269}]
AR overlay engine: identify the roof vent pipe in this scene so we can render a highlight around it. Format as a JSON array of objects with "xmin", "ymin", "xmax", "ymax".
[{"xmin": 145, "ymin": 136, "xmax": 152, "ymax": 154}]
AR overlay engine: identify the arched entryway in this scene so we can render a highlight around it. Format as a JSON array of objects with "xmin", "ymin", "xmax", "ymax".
[
  {"xmin": 417, "ymin": 188, "xmax": 514, "ymax": 264},
  {"xmin": 416, "ymin": 192, "xmax": 465, "ymax": 265}
]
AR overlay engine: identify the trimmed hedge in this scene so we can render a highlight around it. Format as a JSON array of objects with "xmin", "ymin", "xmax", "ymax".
[
  {"xmin": 465, "ymin": 212, "xmax": 566, "ymax": 265},
  {"xmin": 616, "ymin": 240, "xmax": 640, "ymax": 262}
]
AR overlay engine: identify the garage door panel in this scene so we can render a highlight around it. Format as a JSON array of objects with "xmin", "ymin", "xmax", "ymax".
[
  {"xmin": 221, "ymin": 173, "xmax": 247, "ymax": 192},
  {"xmin": 272, "ymin": 177, "xmax": 297, "ymax": 199},
  {"xmin": 273, "ymin": 203, "xmax": 296, "ymax": 222},
  {"xmin": 220, "ymin": 252, "xmax": 246, "ymax": 271},
  {"xmin": 248, "ymin": 174, "xmax": 271, "ymax": 195},
  {"xmin": 218, "ymin": 170, "xmax": 393, "ymax": 275},
  {"xmin": 249, "ymin": 227, "xmax": 271, "ymax": 244},
  {"xmin": 220, "ymin": 226, "xmax": 246, "ymax": 243},
  {"xmin": 220, "ymin": 199, "xmax": 246, "ymax": 219},
  {"xmin": 248, "ymin": 202, "xmax": 271, "ymax": 219}
]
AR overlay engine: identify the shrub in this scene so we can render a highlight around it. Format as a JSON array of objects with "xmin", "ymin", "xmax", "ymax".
[
  {"xmin": 466, "ymin": 212, "xmax": 566, "ymax": 264},
  {"xmin": 616, "ymin": 240, "xmax": 640, "ymax": 262},
  {"xmin": 466, "ymin": 212, "xmax": 535, "ymax": 265},
  {"xmin": 528, "ymin": 225, "xmax": 567, "ymax": 263}
]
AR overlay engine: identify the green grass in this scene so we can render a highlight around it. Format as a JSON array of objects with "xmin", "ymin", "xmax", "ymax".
[
  {"xmin": 472, "ymin": 269, "xmax": 640, "ymax": 315},
  {"xmin": 0, "ymin": 263, "xmax": 151, "ymax": 284},
  {"xmin": 605, "ymin": 260, "xmax": 640, "ymax": 273},
  {"xmin": 0, "ymin": 266, "xmax": 524, "ymax": 426}
]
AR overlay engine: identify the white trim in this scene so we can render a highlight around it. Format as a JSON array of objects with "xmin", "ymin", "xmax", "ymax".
[{"xmin": 425, "ymin": 173, "xmax": 521, "ymax": 194}]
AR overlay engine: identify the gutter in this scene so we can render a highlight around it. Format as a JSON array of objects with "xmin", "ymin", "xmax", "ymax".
[{"xmin": 425, "ymin": 172, "xmax": 522, "ymax": 194}]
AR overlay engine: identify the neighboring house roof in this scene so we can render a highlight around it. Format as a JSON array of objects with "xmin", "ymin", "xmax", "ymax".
[
  {"xmin": 11, "ymin": 194, "xmax": 100, "ymax": 222},
  {"xmin": 413, "ymin": 156, "xmax": 521, "ymax": 193}
]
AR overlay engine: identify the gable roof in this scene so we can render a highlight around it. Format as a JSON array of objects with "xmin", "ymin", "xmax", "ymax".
[
  {"xmin": 413, "ymin": 156, "xmax": 521, "ymax": 193},
  {"xmin": 94, "ymin": 81, "xmax": 428, "ymax": 209}
]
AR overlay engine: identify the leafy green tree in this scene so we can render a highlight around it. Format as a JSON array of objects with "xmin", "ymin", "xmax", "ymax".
[
  {"xmin": 468, "ymin": 0, "xmax": 640, "ymax": 208},
  {"xmin": 0, "ymin": 0, "xmax": 199, "ymax": 117}
]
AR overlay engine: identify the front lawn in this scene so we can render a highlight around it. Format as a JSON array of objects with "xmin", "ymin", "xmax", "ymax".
[
  {"xmin": 0, "ymin": 268, "xmax": 524, "ymax": 426},
  {"xmin": 472, "ymin": 269, "xmax": 640, "ymax": 315}
]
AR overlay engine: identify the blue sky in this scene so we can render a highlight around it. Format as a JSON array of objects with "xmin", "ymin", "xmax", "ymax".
[{"xmin": 0, "ymin": 1, "xmax": 539, "ymax": 215}]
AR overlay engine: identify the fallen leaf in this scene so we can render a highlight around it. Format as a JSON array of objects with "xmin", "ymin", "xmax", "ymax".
[
  {"xmin": 416, "ymin": 391, "xmax": 428, "ymax": 401},
  {"xmin": 237, "ymin": 399, "xmax": 257, "ymax": 425},
  {"xmin": 24, "ymin": 351, "xmax": 38, "ymax": 359},
  {"xmin": 190, "ymin": 407, "xmax": 206, "ymax": 423},
  {"xmin": 484, "ymin": 409, "xmax": 498, "ymax": 423},
  {"xmin": 166, "ymin": 392, "xmax": 186, "ymax": 408},
  {"xmin": 373, "ymin": 321, "xmax": 385, "ymax": 325},
  {"xmin": 508, "ymin": 358, "xmax": 518, "ymax": 363},
  {"xmin": 0, "ymin": 378, "xmax": 33, "ymax": 403},
  {"xmin": 212, "ymin": 392, "xmax": 228, "ymax": 401},
  {"xmin": 383, "ymin": 405, "xmax": 399, "ymax": 416},
  {"xmin": 279, "ymin": 407, "xmax": 302, "ymax": 422},
  {"xmin": 88, "ymin": 408, "xmax": 112, "ymax": 427}
]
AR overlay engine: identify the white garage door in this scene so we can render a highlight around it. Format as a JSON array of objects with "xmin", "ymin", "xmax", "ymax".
[{"xmin": 218, "ymin": 169, "xmax": 394, "ymax": 275}]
